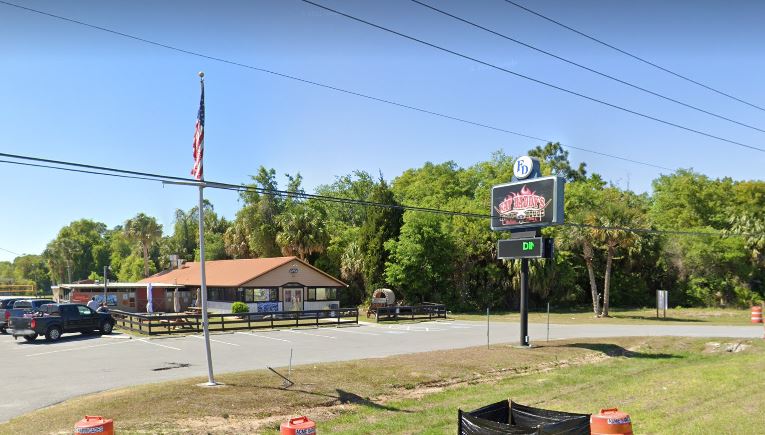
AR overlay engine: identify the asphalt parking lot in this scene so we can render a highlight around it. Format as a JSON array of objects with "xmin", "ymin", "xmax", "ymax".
[{"xmin": 0, "ymin": 320, "xmax": 761, "ymax": 423}]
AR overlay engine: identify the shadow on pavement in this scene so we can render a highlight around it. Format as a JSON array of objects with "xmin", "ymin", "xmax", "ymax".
[
  {"xmin": 13, "ymin": 332, "xmax": 123, "ymax": 345},
  {"xmin": 611, "ymin": 315, "xmax": 704, "ymax": 323}
]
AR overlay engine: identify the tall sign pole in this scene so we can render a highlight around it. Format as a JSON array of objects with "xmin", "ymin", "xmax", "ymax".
[
  {"xmin": 520, "ymin": 255, "xmax": 529, "ymax": 346},
  {"xmin": 491, "ymin": 156, "xmax": 564, "ymax": 347},
  {"xmin": 193, "ymin": 71, "xmax": 216, "ymax": 386}
]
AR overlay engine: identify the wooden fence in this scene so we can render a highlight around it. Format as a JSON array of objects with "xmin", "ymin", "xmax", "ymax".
[
  {"xmin": 110, "ymin": 308, "xmax": 359, "ymax": 335},
  {"xmin": 375, "ymin": 303, "xmax": 447, "ymax": 322}
]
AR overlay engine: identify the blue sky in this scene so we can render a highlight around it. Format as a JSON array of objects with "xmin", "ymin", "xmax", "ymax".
[{"xmin": 1, "ymin": 0, "xmax": 764, "ymax": 261}]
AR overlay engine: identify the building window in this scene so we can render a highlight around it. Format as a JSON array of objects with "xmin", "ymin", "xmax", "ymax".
[{"xmin": 307, "ymin": 287, "xmax": 337, "ymax": 301}]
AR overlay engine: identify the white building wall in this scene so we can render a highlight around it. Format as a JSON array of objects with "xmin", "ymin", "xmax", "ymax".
[{"xmin": 304, "ymin": 300, "xmax": 339, "ymax": 311}]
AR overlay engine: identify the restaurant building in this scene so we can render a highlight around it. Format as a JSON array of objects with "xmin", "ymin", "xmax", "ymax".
[
  {"xmin": 52, "ymin": 282, "xmax": 184, "ymax": 312},
  {"xmin": 139, "ymin": 256, "xmax": 347, "ymax": 313}
]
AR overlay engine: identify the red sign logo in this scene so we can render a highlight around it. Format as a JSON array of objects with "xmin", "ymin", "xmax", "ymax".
[{"xmin": 495, "ymin": 185, "xmax": 548, "ymax": 225}]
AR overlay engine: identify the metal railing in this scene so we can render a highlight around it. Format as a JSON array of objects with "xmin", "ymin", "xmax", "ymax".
[
  {"xmin": 110, "ymin": 308, "xmax": 359, "ymax": 335},
  {"xmin": 375, "ymin": 303, "xmax": 447, "ymax": 322}
]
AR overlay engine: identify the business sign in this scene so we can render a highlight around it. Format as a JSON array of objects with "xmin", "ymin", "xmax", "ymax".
[
  {"xmin": 513, "ymin": 156, "xmax": 534, "ymax": 179},
  {"xmin": 491, "ymin": 175, "xmax": 564, "ymax": 231},
  {"xmin": 497, "ymin": 237, "xmax": 554, "ymax": 259}
]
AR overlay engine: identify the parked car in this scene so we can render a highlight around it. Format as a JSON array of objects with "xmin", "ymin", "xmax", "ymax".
[
  {"xmin": 2, "ymin": 299, "xmax": 54, "ymax": 333},
  {"xmin": 10, "ymin": 303, "xmax": 115, "ymax": 342},
  {"xmin": 0, "ymin": 298, "xmax": 26, "ymax": 334}
]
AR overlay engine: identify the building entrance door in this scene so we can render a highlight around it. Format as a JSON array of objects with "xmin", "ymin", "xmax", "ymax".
[{"xmin": 284, "ymin": 288, "xmax": 303, "ymax": 311}]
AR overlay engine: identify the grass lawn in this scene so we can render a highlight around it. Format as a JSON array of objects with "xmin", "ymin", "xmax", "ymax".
[
  {"xmin": 2, "ymin": 336, "xmax": 763, "ymax": 434},
  {"xmin": 452, "ymin": 306, "xmax": 754, "ymax": 325}
]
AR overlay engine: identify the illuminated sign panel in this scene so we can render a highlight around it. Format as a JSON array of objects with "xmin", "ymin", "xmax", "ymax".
[
  {"xmin": 497, "ymin": 237, "xmax": 553, "ymax": 259},
  {"xmin": 491, "ymin": 176, "xmax": 564, "ymax": 231}
]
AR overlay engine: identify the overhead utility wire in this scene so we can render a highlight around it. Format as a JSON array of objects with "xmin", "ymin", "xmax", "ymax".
[
  {"xmin": 0, "ymin": 151, "xmax": 741, "ymax": 239},
  {"xmin": 300, "ymin": 0, "xmax": 765, "ymax": 153},
  {"xmin": 0, "ymin": 246, "xmax": 22, "ymax": 256},
  {"xmin": 502, "ymin": 0, "xmax": 765, "ymax": 113},
  {"xmin": 411, "ymin": 0, "xmax": 765, "ymax": 134},
  {"xmin": 0, "ymin": 0, "xmax": 673, "ymax": 172}
]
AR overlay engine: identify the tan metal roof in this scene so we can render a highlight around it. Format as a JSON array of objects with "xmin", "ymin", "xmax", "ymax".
[{"xmin": 138, "ymin": 257, "xmax": 345, "ymax": 287}]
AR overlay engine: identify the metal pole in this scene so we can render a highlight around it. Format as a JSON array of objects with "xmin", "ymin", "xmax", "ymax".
[
  {"xmin": 199, "ymin": 184, "xmax": 216, "ymax": 385},
  {"xmin": 103, "ymin": 266, "xmax": 108, "ymax": 305},
  {"xmin": 546, "ymin": 302, "xmax": 550, "ymax": 342},
  {"xmin": 520, "ymin": 258, "xmax": 529, "ymax": 347},
  {"xmin": 486, "ymin": 307, "xmax": 490, "ymax": 349},
  {"xmin": 289, "ymin": 348, "xmax": 293, "ymax": 378},
  {"xmin": 656, "ymin": 291, "xmax": 659, "ymax": 319}
]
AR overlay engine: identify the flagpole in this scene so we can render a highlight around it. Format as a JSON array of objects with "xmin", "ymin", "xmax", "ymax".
[
  {"xmin": 199, "ymin": 182, "xmax": 215, "ymax": 385},
  {"xmin": 196, "ymin": 71, "xmax": 216, "ymax": 386}
]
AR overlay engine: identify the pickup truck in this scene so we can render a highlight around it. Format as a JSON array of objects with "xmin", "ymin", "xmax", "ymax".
[
  {"xmin": 0, "ymin": 298, "xmax": 26, "ymax": 334},
  {"xmin": 10, "ymin": 303, "xmax": 115, "ymax": 342}
]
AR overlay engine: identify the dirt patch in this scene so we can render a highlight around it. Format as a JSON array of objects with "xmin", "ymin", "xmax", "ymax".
[{"xmin": 703, "ymin": 341, "xmax": 752, "ymax": 353}]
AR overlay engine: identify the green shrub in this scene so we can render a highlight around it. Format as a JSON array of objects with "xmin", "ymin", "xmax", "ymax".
[{"xmin": 231, "ymin": 302, "xmax": 249, "ymax": 314}]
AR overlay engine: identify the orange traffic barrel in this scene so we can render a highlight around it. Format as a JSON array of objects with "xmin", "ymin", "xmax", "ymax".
[
  {"xmin": 281, "ymin": 416, "xmax": 317, "ymax": 435},
  {"xmin": 590, "ymin": 408, "xmax": 632, "ymax": 435},
  {"xmin": 751, "ymin": 306, "xmax": 763, "ymax": 323},
  {"xmin": 74, "ymin": 415, "xmax": 114, "ymax": 435}
]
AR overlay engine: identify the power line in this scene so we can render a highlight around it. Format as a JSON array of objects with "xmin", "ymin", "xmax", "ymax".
[
  {"xmin": 502, "ymin": 0, "xmax": 765, "ymax": 113},
  {"xmin": 0, "ymin": 0, "xmax": 674, "ymax": 172},
  {"xmin": 0, "ymin": 246, "xmax": 22, "ymax": 256},
  {"xmin": 0, "ymin": 151, "xmax": 743, "ymax": 239},
  {"xmin": 300, "ymin": 0, "xmax": 765, "ymax": 153},
  {"xmin": 410, "ymin": 0, "xmax": 765, "ymax": 134}
]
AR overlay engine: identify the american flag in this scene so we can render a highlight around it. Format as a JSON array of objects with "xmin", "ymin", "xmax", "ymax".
[{"xmin": 191, "ymin": 80, "xmax": 205, "ymax": 180}]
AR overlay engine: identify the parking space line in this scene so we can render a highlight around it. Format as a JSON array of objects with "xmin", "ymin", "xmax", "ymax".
[
  {"xmin": 25, "ymin": 339, "xmax": 134, "ymax": 357},
  {"xmin": 287, "ymin": 329, "xmax": 336, "ymax": 339},
  {"xmin": 136, "ymin": 339, "xmax": 182, "ymax": 351},
  {"xmin": 236, "ymin": 332, "xmax": 292, "ymax": 343},
  {"xmin": 331, "ymin": 327, "xmax": 380, "ymax": 336},
  {"xmin": 190, "ymin": 335, "xmax": 240, "ymax": 347}
]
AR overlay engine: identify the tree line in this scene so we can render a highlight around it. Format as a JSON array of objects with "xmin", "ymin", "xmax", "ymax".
[{"xmin": 2, "ymin": 143, "xmax": 763, "ymax": 313}]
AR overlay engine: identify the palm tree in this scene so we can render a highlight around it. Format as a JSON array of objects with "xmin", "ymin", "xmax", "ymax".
[
  {"xmin": 561, "ymin": 180, "xmax": 603, "ymax": 316},
  {"xmin": 591, "ymin": 188, "xmax": 644, "ymax": 317},
  {"xmin": 276, "ymin": 202, "xmax": 328, "ymax": 261},
  {"xmin": 124, "ymin": 213, "xmax": 163, "ymax": 278}
]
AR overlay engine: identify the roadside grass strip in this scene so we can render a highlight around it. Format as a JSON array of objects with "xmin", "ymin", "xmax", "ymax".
[{"xmin": 4, "ymin": 336, "xmax": 762, "ymax": 434}]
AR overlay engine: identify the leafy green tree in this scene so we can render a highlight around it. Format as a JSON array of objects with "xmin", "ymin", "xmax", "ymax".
[
  {"xmin": 43, "ymin": 237, "xmax": 82, "ymax": 284},
  {"xmin": 42, "ymin": 220, "xmax": 107, "ymax": 283},
  {"xmin": 124, "ymin": 213, "xmax": 163, "ymax": 278},
  {"xmin": 360, "ymin": 178, "xmax": 403, "ymax": 293},
  {"xmin": 385, "ymin": 212, "xmax": 455, "ymax": 303},
  {"xmin": 13, "ymin": 255, "xmax": 51, "ymax": 293},
  {"xmin": 528, "ymin": 142, "xmax": 587, "ymax": 181},
  {"xmin": 224, "ymin": 167, "xmax": 294, "ymax": 258}
]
